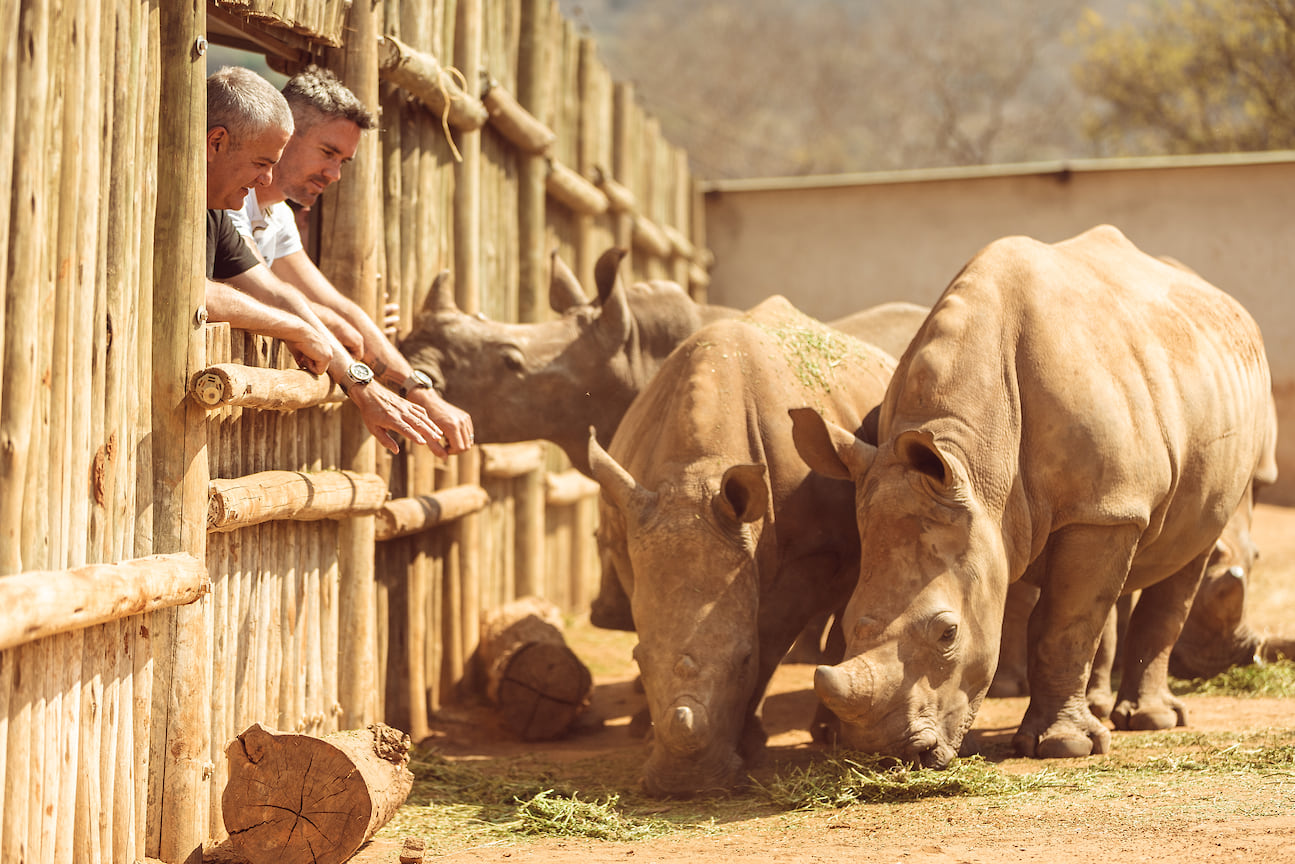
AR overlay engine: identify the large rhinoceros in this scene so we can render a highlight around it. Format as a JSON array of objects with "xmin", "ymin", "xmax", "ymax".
[
  {"xmin": 790, "ymin": 225, "xmax": 1275, "ymax": 766},
  {"xmin": 589, "ymin": 297, "xmax": 895, "ymax": 796},
  {"xmin": 398, "ymin": 247, "xmax": 739, "ymax": 477}
]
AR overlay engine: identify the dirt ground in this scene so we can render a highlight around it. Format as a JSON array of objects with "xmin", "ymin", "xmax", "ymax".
[{"xmin": 359, "ymin": 504, "xmax": 1295, "ymax": 864}]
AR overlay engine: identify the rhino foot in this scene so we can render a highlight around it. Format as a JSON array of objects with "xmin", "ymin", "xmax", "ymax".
[
  {"xmin": 1110, "ymin": 696, "xmax": 1187, "ymax": 731},
  {"xmin": 1012, "ymin": 712, "xmax": 1111, "ymax": 759},
  {"xmin": 1086, "ymin": 686, "xmax": 1115, "ymax": 721}
]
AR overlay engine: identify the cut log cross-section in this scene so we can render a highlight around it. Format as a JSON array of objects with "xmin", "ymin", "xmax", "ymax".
[
  {"xmin": 222, "ymin": 722, "xmax": 414, "ymax": 864},
  {"xmin": 478, "ymin": 596, "xmax": 594, "ymax": 741}
]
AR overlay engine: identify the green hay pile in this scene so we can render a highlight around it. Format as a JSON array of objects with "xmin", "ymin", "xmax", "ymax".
[
  {"xmin": 1171, "ymin": 658, "xmax": 1295, "ymax": 697},
  {"xmin": 755, "ymin": 753, "xmax": 1060, "ymax": 810}
]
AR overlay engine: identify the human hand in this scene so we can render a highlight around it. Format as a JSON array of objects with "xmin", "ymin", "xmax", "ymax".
[
  {"xmin": 408, "ymin": 387, "xmax": 475, "ymax": 455},
  {"xmin": 381, "ymin": 300, "xmax": 401, "ymax": 342},
  {"xmin": 348, "ymin": 382, "xmax": 448, "ymax": 456},
  {"xmin": 287, "ymin": 328, "xmax": 332, "ymax": 376}
]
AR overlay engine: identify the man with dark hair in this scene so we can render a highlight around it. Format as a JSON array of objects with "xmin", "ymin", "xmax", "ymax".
[
  {"xmin": 229, "ymin": 64, "xmax": 473, "ymax": 453},
  {"xmin": 206, "ymin": 66, "xmax": 452, "ymax": 456}
]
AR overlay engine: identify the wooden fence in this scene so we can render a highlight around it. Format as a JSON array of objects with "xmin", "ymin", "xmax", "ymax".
[{"xmin": 0, "ymin": 0, "xmax": 708, "ymax": 860}]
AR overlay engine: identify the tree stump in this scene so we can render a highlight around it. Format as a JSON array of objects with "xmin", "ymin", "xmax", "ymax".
[
  {"xmin": 222, "ymin": 722, "xmax": 414, "ymax": 864},
  {"xmin": 478, "ymin": 596, "xmax": 594, "ymax": 740}
]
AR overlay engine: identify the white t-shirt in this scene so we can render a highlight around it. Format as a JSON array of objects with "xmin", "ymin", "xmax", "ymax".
[{"xmin": 227, "ymin": 189, "xmax": 304, "ymax": 267}]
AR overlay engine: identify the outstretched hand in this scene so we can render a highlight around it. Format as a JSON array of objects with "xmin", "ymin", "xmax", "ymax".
[{"xmin": 348, "ymin": 383, "xmax": 448, "ymax": 455}]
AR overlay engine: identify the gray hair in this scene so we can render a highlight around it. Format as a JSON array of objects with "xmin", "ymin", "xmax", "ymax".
[
  {"xmin": 207, "ymin": 66, "xmax": 294, "ymax": 144},
  {"xmin": 281, "ymin": 64, "xmax": 377, "ymax": 133}
]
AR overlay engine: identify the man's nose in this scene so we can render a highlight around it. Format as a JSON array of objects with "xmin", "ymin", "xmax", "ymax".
[
  {"xmin": 257, "ymin": 167, "xmax": 275, "ymax": 187},
  {"xmin": 323, "ymin": 161, "xmax": 342, "ymax": 183}
]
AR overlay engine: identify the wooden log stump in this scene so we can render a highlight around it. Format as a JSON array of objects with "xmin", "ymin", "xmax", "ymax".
[
  {"xmin": 478, "ymin": 597, "xmax": 593, "ymax": 741},
  {"xmin": 222, "ymin": 722, "xmax": 414, "ymax": 864}
]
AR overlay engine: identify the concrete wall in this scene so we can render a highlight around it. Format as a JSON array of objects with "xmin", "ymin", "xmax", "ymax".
[{"xmin": 703, "ymin": 152, "xmax": 1295, "ymax": 502}]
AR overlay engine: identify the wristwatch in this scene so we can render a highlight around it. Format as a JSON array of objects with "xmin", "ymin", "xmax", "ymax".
[
  {"xmin": 340, "ymin": 361, "xmax": 375, "ymax": 395},
  {"xmin": 398, "ymin": 369, "xmax": 435, "ymax": 398}
]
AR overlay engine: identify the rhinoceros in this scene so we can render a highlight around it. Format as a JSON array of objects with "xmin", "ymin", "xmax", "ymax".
[
  {"xmin": 589, "ymin": 296, "xmax": 895, "ymax": 795},
  {"xmin": 398, "ymin": 247, "xmax": 739, "ymax": 477},
  {"xmin": 790, "ymin": 224, "xmax": 1275, "ymax": 766}
]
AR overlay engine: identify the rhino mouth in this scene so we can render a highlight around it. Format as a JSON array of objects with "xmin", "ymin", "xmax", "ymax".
[{"xmin": 641, "ymin": 744, "xmax": 745, "ymax": 798}]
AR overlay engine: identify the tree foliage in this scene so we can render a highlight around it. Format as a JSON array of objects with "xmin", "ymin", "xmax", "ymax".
[
  {"xmin": 566, "ymin": 0, "xmax": 1090, "ymax": 179},
  {"xmin": 1072, "ymin": 0, "xmax": 1295, "ymax": 155}
]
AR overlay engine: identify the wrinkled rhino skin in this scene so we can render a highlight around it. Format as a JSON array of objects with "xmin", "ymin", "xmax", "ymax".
[
  {"xmin": 590, "ymin": 297, "xmax": 895, "ymax": 796},
  {"xmin": 792, "ymin": 225, "xmax": 1275, "ymax": 767},
  {"xmin": 398, "ymin": 248, "xmax": 738, "ymax": 478}
]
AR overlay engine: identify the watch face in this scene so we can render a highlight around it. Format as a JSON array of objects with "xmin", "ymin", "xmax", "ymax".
[
  {"xmin": 348, "ymin": 362, "xmax": 374, "ymax": 385},
  {"xmin": 412, "ymin": 370, "xmax": 433, "ymax": 389}
]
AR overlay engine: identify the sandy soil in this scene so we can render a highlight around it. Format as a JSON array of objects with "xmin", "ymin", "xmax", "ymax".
[{"xmin": 356, "ymin": 504, "xmax": 1295, "ymax": 864}]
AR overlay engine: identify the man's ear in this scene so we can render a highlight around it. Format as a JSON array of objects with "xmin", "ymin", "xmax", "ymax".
[{"xmin": 207, "ymin": 126, "xmax": 229, "ymax": 159}]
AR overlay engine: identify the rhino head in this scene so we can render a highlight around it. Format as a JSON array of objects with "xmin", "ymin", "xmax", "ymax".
[
  {"xmin": 789, "ymin": 408, "xmax": 1008, "ymax": 769},
  {"xmin": 590, "ymin": 432, "xmax": 768, "ymax": 797},
  {"xmin": 397, "ymin": 250, "xmax": 635, "ymax": 475}
]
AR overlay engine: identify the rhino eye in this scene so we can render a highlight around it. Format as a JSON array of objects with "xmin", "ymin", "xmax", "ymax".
[
  {"xmin": 928, "ymin": 611, "xmax": 959, "ymax": 648},
  {"xmin": 501, "ymin": 347, "xmax": 525, "ymax": 372}
]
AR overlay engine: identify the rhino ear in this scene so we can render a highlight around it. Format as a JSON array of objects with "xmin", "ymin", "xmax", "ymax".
[
  {"xmin": 894, "ymin": 428, "xmax": 952, "ymax": 488},
  {"xmin": 715, "ymin": 464, "xmax": 769, "ymax": 525},
  {"xmin": 594, "ymin": 272, "xmax": 633, "ymax": 351},
  {"xmin": 549, "ymin": 248, "xmax": 588, "ymax": 312},
  {"xmin": 588, "ymin": 426, "xmax": 655, "ymax": 517},
  {"xmin": 593, "ymin": 246, "xmax": 629, "ymax": 304},
  {"xmin": 789, "ymin": 407, "xmax": 876, "ymax": 482}
]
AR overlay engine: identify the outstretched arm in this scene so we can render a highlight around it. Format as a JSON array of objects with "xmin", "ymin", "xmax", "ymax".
[
  {"xmin": 271, "ymin": 249, "xmax": 475, "ymax": 453},
  {"xmin": 215, "ymin": 264, "xmax": 448, "ymax": 455}
]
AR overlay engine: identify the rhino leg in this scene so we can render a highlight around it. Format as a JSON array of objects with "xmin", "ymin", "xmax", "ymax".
[
  {"xmin": 989, "ymin": 581, "xmax": 1039, "ymax": 698},
  {"xmin": 1012, "ymin": 525, "xmax": 1140, "ymax": 759},
  {"xmin": 1085, "ymin": 595, "xmax": 1130, "ymax": 720},
  {"xmin": 589, "ymin": 554, "xmax": 636, "ymax": 631},
  {"xmin": 1111, "ymin": 551, "xmax": 1208, "ymax": 731}
]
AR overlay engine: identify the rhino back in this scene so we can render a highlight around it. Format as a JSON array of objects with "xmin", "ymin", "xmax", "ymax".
[
  {"xmin": 612, "ymin": 299, "xmax": 894, "ymax": 493},
  {"xmin": 884, "ymin": 225, "xmax": 1273, "ymax": 576}
]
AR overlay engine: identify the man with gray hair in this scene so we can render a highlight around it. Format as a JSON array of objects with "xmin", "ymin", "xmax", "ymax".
[
  {"xmin": 228, "ymin": 64, "xmax": 474, "ymax": 454},
  {"xmin": 205, "ymin": 65, "xmax": 450, "ymax": 456}
]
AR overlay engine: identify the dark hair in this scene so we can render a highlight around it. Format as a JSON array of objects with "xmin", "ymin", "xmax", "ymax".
[{"xmin": 282, "ymin": 64, "xmax": 377, "ymax": 133}]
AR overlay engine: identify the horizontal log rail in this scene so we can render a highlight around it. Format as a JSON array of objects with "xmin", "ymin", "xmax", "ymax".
[
  {"xmin": 632, "ymin": 213, "xmax": 673, "ymax": 259},
  {"xmin": 375, "ymin": 484, "xmax": 491, "ymax": 541},
  {"xmin": 479, "ymin": 442, "xmax": 546, "ymax": 479},
  {"xmin": 545, "ymin": 469, "xmax": 600, "ymax": 506},
  {"xmin": 482, "ymin": 80, "xmax": 557, "ymax": 155},
  {"xmin": 190, "ymin": 362, "xmax": 344, "ymax": 410},
  {"xmin": 593, "ymin": 165, "xmax": 636, "ymax": 212},
  {"xmin": 208, "ymin": 469, "xmax": 389, "ymax": 533},
  {"xmin": 378, "ymin": 34, "xmax": 489, "ymax": 131},
  {"xmin": 0, "ymin": 553, "xmax": 208, "ymax": 652},
  {"xmin": 546, "ymin": 159, "xmax": 609, "ymax": 216}
]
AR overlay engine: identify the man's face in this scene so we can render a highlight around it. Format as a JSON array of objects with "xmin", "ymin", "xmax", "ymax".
[
  {"xmin": 271, "ymin": 116, "xmax": 363, "ymax": 207},
  {"xmin": 206, "ymin": 124, "xmax": 292, "ymax": 210}
]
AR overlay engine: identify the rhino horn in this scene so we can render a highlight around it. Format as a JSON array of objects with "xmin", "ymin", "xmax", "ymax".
[
  {"xmin": 419, "ymin": 269, "xmax": 460, "ymax": 317},
  {"xmin": 659, "ymin": 700, "xmax": 707, "ymax": 755},
  {"xmin": 594, "ymin": 275, "xmax": 633, "ymax": 352},
  {"xmin": 588, "ymin": 426, "xmax": 655, "ymax": 517},
  {"xmin": 593, "ymin": 246, "xmax": 629, "ymax": 304},
  {"xmin": 549, "ymin": 248, "xmax": 588, "ymax": 312},
  {"xmin": 814, "ymin": 661, "xmax": 871, "ymax": 722}
]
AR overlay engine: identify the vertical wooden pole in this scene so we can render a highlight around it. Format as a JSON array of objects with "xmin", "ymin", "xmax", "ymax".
[
  {"xmin": 0, "ymin": 0, "xmax": 51, "ymax": 576},
  {"xmin": 513, "ymin": 0, "xmax": 549, "ymax": 603},
  {"xmin": 321, "ymin": 0, "xmax": 382, "ymax": 728},
  {"xmin": 611, "ymin": 80, "xmax": 634, "ymax": 274},
  {"xmin": 453, "ymin": 0, "xmax": 484, "ymax": 701},
  {"xmin": 149, "ymin": 3, "xmax": 209, "ymax": 860}
]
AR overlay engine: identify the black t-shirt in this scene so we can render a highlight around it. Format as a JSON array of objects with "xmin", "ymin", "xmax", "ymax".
[{"xmin": 206, "ymin": 208, "xmax": 260, "ymax": 280}]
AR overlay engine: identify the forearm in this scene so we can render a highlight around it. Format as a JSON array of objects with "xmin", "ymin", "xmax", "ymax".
[{"xmin": 206, "ymin": 279, "xmax": 321, "ymax": 347}]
